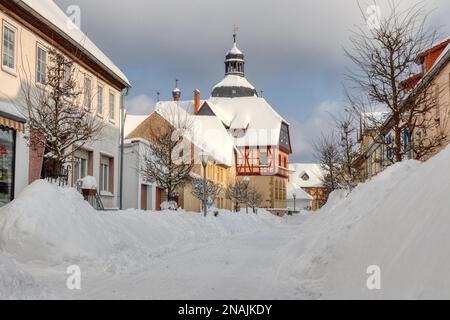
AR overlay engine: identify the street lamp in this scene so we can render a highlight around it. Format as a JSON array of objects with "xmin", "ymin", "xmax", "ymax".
[
  {"xmin": 200, "ymin": 151, "xmax": 209, "ymax": 217},
  {"xmin": 293, "ymin": 192, "xmax": 297, "ymax": 213},
  {"xmin": 243, "ymin": 176, "xmax": 250, "ymax": 214}
]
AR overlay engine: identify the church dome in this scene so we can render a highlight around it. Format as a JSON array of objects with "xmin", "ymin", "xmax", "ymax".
[{"xmin": 212, "ymin": 34, "xmax": 257, "ymax": 98}]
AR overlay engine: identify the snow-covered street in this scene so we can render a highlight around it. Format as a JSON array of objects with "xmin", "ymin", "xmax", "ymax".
[
  {"xmin": 35, "ymin": 221, "xmax": 307, "ymax": 300},
  {"xmin": 3, "ymin": 146, "xmax": 450, "ymax": 299}
]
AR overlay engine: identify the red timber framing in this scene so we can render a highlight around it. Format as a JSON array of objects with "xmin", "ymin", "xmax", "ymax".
[{"xmin": 236, "ymin": 146, "xmax": 289, "ymax": 178}]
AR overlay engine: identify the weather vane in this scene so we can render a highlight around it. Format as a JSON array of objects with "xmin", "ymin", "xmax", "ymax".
[{"xmin": 233, "ymin": 24, "xmax": 239, "ymax": 43}]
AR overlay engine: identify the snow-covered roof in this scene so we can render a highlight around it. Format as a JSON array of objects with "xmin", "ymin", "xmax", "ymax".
[
  {"xmin": 361, "ymin": 111, "xmax": 389, "ymax": 130},
  {"xmin": 0, "ymin": 100, "xmax": 26, "ymax": 122},
  {"xmin": 155, "ymin": 100, "xmax": 198, "ymax": 115},
  {"xmin": 191, "ymin": 116, "xmax": 235, "ymax": 166},
  {"xmin": 204, "ymin": 96, "xmax": 288, "ymax": 147},
  {"xmin": 287, "ymin": 182, "xmax": 314, "ymax": 200},
  {"xmin": 154, "ymin": 101, "xmax": 234, "ymax": 166},
  {"xmin": 289, "ymin": 163, "xmax": 325, "ymax": 188},
  {"xmin": 19, "ymin": 0, "xmax": 130, "ymax": 87},
  {"xmin": 227, "ymin": 43, "xmax": 243, "ymax": 56},
  {"xmin": 124, "ymin": 115, "xmax": 148, "ymax": 138},
  {"xmin": 212, "ymin": 75, "xmax": 256, "ymax": 91}
]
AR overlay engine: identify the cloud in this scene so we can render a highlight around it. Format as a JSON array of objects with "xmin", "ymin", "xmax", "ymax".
[
  {"xmin": 290, "ymin": 101, "xmax": 342, "ymax": 163},
  {"xmin": 126, "ymin": 94, "xmax": 155, "ymax": 115}
]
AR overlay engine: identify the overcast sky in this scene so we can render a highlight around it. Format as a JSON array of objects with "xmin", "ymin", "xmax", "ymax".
[{"xmin": 54, "ymin": 0, "xmax": 449, "ymax": 162}]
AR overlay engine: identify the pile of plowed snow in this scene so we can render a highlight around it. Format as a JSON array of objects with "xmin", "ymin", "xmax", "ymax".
[
  {"xmin": 0, "ymin": 180, "xmax": 279, "ymax": 272},
  {"xmin": 0, "ymin": 252, "xmax": 44, "ymax": 299},
  {"xmin": 289, "ymin": 146, "xmax": 450, "ymax": 299}
]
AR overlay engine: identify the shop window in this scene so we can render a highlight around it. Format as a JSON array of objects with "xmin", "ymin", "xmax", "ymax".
[{"xmin": 0, "ymin": 127, "xmax": 15, "ymax": 206}]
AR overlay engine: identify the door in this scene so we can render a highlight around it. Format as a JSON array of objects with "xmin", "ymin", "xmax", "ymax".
[{"xmin": 156, "ymin": 187, "xmax": 162, "ymax": 211}]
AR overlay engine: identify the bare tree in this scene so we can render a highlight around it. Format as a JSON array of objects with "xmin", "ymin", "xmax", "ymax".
[
  {"xmin": 313, "ymin": 133, "xmax": 342, "ymax": 195},
  {"xmin": 140, "ymin": 107, "xmax": 194, "ymax": 202},
  {"xmin": 246, "ymin": 187, "xmax": 263, "ymax": 214},
  {"xmin": 191, "ymin": 176, "xmax": 222, "ymax": 209},
  {"xmin": 225, "ymin": 181, "xmax": 248, "ymax": 212},
  {"xmin": 334, "ymin": 111, "xmax": 359, "ymax": 189},
  {"xmin": 16, "ymin": 48, "xmax": 104, "ymax": 174},
  {"xmin": 345, "ymin": 1, "xmax": 442, "ymax": 162}
]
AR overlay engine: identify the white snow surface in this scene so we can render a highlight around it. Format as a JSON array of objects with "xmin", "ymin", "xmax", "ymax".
[
  {"xmin": 289, "ymin": 163, "xmax": 325, "ymax": 188},
  {"xmin": 205, "ymin": 96, "xmax": 288, "ymax": 147},
  {"xmin": 212, "ymin": 75, "xmax": 255, "ymax": 91},
  {"xmin": 78, "ymin": 176, "xmax": 97, "ymax": 190},
  {"xmin": 287, "ymin": 145, "xmax": 450, "ymax": 299},
  {"xmin": 124, "ymin": 114, "xmax": 148, "ymax": 138},
  {"xmin": 2, "ymin": 146, "xmax": 450, "ymax": 299},
  {"xmin": 227, "ymin": 43, "xmax": 243, "ymax": 55}
]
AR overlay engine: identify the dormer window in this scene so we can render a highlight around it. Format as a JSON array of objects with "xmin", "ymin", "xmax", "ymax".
[{"xmin": 301, "ymin": 173, "xmax": 310, "ymax": 181}]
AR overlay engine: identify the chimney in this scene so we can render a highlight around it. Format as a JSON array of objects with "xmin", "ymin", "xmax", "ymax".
[{"xmin": 194, "ymin": 89, "xmax": 201, "ymax": 114}]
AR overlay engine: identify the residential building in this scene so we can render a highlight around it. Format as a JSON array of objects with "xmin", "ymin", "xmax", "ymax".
[
  {"xmin": 288, "ymin": 163, "xmax": 326, "ymax": 211},
  {"xmin": 0, "ymin": 0, "xmax": 131, "ymax": 208},
  {"xmin": 353, "ymin": 38, "xmax": 450, "ymax": 182}
]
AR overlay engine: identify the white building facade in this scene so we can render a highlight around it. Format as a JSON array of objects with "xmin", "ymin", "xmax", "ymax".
[{"xmin": 0, "ymin": 0, "xmax": 131, "ymax": 208}]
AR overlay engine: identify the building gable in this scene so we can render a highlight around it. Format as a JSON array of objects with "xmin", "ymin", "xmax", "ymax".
[{"xmin": 197, "ymin": 103, "xmax": 216, "ymax": 116}]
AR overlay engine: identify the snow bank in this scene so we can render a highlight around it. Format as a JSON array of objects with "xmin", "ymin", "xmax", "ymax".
[
  {"xmin": 288, "ymin": 146, "xmax": 450, "ymax": 299},
  {"xmin": 0, "ymin": 180, "xmax": 279, "ymax": 273},
  {"xmin": 0, "ymin": 253, "xmax": 44, "ymax": 299}
]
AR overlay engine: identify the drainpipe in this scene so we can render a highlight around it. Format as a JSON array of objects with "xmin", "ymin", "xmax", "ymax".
[{"xmin": 119, "ymin": 87, "xmax": 130, "ymax": 210}]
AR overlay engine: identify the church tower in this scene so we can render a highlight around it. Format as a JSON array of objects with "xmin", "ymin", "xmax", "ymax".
[
  {"xmin": 211, "ymin": 33, "xmax": 258, "ymax": 98},
  {"xmin": 225, "ymin": 33, "xmax": 245, "ymax": 77}
]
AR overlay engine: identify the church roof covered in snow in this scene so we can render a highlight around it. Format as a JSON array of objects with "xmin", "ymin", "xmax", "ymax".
[
  {"xmin": 201, "ymin": 96, "xmax": 289, "ymax": 148},
  {"xmin": 18, "ymin": 0, "xmax": 130, "ymax": 87},
  {"xmin": 212, "ymin": 75, "xmax": 257, "ymax": 97},
  {"xmin": 154, "ymin": 101, "xmax": 235, "ymax": 166}
]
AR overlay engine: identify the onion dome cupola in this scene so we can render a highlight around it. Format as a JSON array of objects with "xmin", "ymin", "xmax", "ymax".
[
  {"xmin": 172, "ymin": 79, "xmax": 181, "ymax": 101},
  {"xmin": 212, "ymin": 33, "xmax": 258, "ymax": 98},
  {"xmin": 225, "ymin": 33, "xmax": 245, "ymax": 77}
]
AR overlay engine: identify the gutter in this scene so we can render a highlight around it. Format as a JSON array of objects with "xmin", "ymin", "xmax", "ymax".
[{"xmin": 119, "ymin": 88, "xmax": 130, "ymax": 210}]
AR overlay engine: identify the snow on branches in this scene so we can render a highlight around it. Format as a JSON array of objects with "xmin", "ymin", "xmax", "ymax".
[
  {"xmin": 191, "ymin": 176, "xmax": 222, "ymax": 209},
  {"xmin": 17, "ymin": 48, "xmax": 104, "ymax": 172}
]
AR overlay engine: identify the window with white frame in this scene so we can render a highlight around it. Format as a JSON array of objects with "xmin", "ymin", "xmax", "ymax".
[
  {"xmin": 109, "ymin": 91, "xmax": 115, "ymax": 121},
  {"xmin": 36, "ymin": 45, "xmax": 47, "ymax": 84},
  {"xmin": 83, "ymin": 76, "xmax": 92, "ymax": 110},
  {"xmin": 74, "ymin": 157, "xmax": 88, "ymax": 182},
  {"xmin": 2, "ymin": 24, "xmax": 16, "ymax": 71},
  {"xmin": 99, "ymin": 156, "xmax": 112, "ymax": 192},
  {"xmin": 97, "ymin": 85, "xmax": 104, "ymax": 115},
  {"xmin": 100, "ymin": 163, "xmax": 109, "ymax": 192}
]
